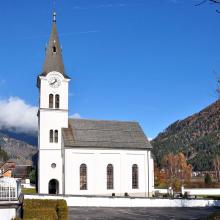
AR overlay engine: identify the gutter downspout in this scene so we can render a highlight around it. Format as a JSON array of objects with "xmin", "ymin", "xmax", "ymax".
[
  {"xmin": 147, "ymin": 150, "xmax": 150, "ymax": 197},
  {"xmin": 62, "ymin": 135, "xmax": 65, "ymax": 195}
]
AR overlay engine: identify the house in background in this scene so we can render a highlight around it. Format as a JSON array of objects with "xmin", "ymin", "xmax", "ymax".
[
  {"xmin": 0, "ymin": 161, "xmax": 16, "ymax": 178},
  {"xmin": 0, "ymin": 162, "xmax": 31, "ymax": 180},
  {"xmin": 12, "ymin": 165, "xmax": 32, "ymax": 179}
]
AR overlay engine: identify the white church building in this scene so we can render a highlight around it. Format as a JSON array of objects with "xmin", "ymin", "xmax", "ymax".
[{"xmin": 37, "ymin": 13, "xmax": 154, "ymax": 197}]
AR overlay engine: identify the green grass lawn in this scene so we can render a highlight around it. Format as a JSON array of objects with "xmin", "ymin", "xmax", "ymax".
[{"xmin": 22, "ymin": 188, "xmax": 37, "ymax": 194}]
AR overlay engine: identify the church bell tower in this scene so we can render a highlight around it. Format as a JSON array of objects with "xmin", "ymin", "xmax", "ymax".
[{"xmin": 37, "ymin": 12, "xmax": 70, "ymax": 194}]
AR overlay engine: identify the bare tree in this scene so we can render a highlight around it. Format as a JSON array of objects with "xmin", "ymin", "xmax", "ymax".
[
  {"xmin": 162, "ymin": 153, "xmax": 192, "ymax": 184},
  {"xmin": 195, "ymin": 0, "xmax": 220, "ymax": 13},
  {"xmin": 195, "ymin": 0, "xmax": 220, "ymax": 6}
]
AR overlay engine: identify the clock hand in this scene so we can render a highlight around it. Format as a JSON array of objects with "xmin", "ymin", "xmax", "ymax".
[
  {"xmin": 50, "ymin": 80, "xmax": 56, "ymax": 85},
  {"xmin": 50, "ymin": 79, "xmax": 56, "ymax": 85}
]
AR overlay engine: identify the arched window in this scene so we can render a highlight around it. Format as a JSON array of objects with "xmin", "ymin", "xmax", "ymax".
[
  {"xmin": 80, "ymin": 164, "xmax": 87, "ymax": 190},
  {"xmin": 107, "ymin": 164, "xmax": 114, "ymax": 190},
  {"xmin": 54, "ymin": 130, "xmax": 58, "ymax": 143},
  {"xmin": 55, "ymin": 94, "xmax": 60, "ymax": 109},
  {"xmin": 49, "ymin": 94, "xmax": 54, "ymax": 108},
  {"xmin": 49, "ymin": 130, "xmax": 53, "ymax": 143},
  {"xmin": 132, "ymin": 164, "xmax": 139, "ymax": 189}
]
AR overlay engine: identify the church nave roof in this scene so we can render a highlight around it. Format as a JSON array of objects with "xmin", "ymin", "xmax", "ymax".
[{"xmin": 62, "ymin": 119, "xmax": 152, "ymax": 150}]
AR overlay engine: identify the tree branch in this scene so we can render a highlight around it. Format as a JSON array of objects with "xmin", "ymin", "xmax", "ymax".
[
  {"xmin": 194, "ymin": 0, "xmax": 208, "ymax": 7},
  {"xmin": 195, "ymin": 0, "xmax": 220, "ymax": 6}
]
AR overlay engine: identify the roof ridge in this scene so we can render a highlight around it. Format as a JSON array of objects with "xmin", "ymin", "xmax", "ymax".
[
  {"xmin": 70, "ymin": 140, "xmax": 149, "ymax": 143},
  {"xmin": 70, "ymin": 128, "xmax": 142, "ymax": 132},
  {"xmin": 68, "ymin": 118, "xmax": 138, "ymax": 124}
]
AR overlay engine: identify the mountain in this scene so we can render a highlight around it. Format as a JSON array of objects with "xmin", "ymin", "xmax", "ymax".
[
  {"xmin": 151, "ymin": 100, "xmax": 220, "ymax": 171},
  {"xmin": 0, "ymin": 128, "xmax": 38, "ymax": 146},
  {"xmin": 0, "ymin": 130, "xmax": 37, "ymax": 166}
]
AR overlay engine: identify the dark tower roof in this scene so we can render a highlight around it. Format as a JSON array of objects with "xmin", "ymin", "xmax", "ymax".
[{"xmin": 40, "ymin": 12, "xmax": 70, "ymax": 79}]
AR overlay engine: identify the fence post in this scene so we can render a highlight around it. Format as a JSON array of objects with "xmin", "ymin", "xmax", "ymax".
[{"xmin": 9, "ymin": 185, "xmax": 11, "ymax": 201}]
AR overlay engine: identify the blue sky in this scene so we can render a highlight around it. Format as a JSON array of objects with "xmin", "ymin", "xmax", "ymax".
[{"xmin": 0, "ymin": 0, "xmax": 220, "ymax": 138}]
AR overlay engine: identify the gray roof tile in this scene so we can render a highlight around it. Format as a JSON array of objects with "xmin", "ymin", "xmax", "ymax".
[{"xmin": 62, "ymin": 119, "xmax": 152, "ymax": 150}]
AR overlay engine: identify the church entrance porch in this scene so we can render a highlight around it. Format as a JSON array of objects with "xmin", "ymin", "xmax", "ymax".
[{"xmin": 48, "ymin": 179, "xmax": 59, "ymax": 195}]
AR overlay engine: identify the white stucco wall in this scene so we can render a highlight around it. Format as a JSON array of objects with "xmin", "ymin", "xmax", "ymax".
[
  {"xmin": 182, "ymin": 187, "xmax": 220, "ymax": 196},
  {"xmin": 38, "ymin": 71, "xmax": 69, "ymax": 194},
  {"xmin": 64, "ymin": 148, "xmax": 154, "ymax": 197},
  {"xmin": 0, "ymin": 208, "xmax": 16, "ymax": 220},
  {"xmin": 38, "ymin": 150, "xmax": 63, "ymax": 194},
  {"xmin": 39, "ymin": 71, "xmax": 69, "ymax": 110}
]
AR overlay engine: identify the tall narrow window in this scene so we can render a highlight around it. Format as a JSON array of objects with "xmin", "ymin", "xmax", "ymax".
[
  {"xmin": 80, "ymin": 164, "xmax": 87, "ymax": 190},
  {"xmin": 55, "ymin": 95, "xmax": 60, "ymax": 109},
  {"xmin": 107, "ymin": 164, "xmax": 114, "ymax": 190},
  {"xmin": 49, "ymin": 94, "xmax": 54, "ymax": 108},
  {"xmin": 49, "ymin": 130, "xmax": 53, "ymax": 143},
  {"xmin": 132, "ymin": 164, "xmax": 139, "ymax": 189},
  {"xmin": 54, "ymin": 130, "xmax": 58, "ymax": 143}
]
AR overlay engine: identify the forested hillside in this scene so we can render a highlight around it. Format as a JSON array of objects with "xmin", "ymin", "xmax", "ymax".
[{"xmin": 151, "ymin": 100, "xmax": 220, "ymax": 171}]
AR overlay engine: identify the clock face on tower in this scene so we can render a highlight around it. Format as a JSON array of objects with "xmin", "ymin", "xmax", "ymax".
[{"xmin": 48, "ymin": 76, "xmax": 61, "ymax": 88}]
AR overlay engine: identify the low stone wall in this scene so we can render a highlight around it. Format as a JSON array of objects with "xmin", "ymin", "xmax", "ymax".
[
  {"xmin": 24, "ymin": 194, "xmax": 220, "ymax": 207},
  {"xmin": 182, "ymin": 187, "xmax": 220, "ymax": 196},
  {"xmin": 0, "ymin": 208, "xmax": 16, "ymax": 219},
  {"xmin": 0, "ymin": 202, "xmax": 20, "ymax": 219},
  {"xmin": 153, "ymin": 188, "xmax": 170, "ymax": 194}
]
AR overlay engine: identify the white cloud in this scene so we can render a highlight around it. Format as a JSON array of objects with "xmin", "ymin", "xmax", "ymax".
[
  {"xmin": 0, "ymin": 97, "xmax": 38, "ymax": 134},
  {"xmin": 148, "ymin": 137, "xmax": 153, "ymax": 141},
  {"xmin": 70, "ymin": 113, "xmax": 81, "ymax": 119}
]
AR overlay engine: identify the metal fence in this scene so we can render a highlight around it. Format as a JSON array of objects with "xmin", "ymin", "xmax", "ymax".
[{"xmin": 0, "ymin": 178, "xmax": 20, "ymax": 201}]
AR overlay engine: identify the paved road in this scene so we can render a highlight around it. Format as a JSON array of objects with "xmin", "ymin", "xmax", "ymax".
[{"xmin": 69, "ymin": 207, "xmax": 219, "ymax": 220}]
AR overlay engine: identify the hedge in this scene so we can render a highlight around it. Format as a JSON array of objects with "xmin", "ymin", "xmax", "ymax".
[
  {"xmin": 57, "ymin": 200, "xmax": 68, "ymax": 220},
  {"xmin": 23, "ymin": 208, "xmax": 57, "ymax": 220},
  {"xmin": 23, "ymin": 199, "xmax": 68, "ymax": 220}
]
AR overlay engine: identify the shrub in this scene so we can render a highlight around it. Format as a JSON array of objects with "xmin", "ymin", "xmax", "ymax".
[
  {"xmin": 29, "ymin": 169, "xmax": 36, "ymax": 184},
  {"xmin": 23, "ymin": 208, "xmax": 57, "ymax": 220},
  {"xmin": 183, "ymin": 192, "xmax": 188, "ymax": 199},
  {"xmin": 23, "ymin": 199, "xmax": 68, "ymax": 220},
  {"xmin": 22, "ymin": 188, "xmax": 37, "ymax": 194},
  {"xmin": 57, "ymin": 200, "xmax": 68, "ymax": 220},
  {"xmin": 204, "ymin": 173, "xmax": 212, "ymax": 185}
]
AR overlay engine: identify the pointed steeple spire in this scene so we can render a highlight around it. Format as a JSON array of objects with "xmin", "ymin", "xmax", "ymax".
[{"xmin": 42, "ymin": 12, "xmax": 69, "ymax": 78}]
